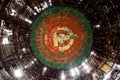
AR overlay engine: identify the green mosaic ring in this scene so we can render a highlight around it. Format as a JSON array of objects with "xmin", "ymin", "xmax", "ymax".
[{"xmin": 30, "ymin": 6, "xmax": 92, "ymax": 69}]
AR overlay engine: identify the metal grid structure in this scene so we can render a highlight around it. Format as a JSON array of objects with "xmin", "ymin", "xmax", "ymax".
[{"xmin": 0, "ymin": 0, "xmax": 120, "ymax": 80}]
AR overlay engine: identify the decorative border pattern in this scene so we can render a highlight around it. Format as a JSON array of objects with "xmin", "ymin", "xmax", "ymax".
[{"xmin": 30, "ymin": 6, "xmax": 92, "ymax": 69}]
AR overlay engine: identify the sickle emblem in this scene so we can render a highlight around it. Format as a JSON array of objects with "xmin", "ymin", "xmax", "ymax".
[{"xmin": 53, "ymin": 26, "xmax": 78, "ymax": 52}]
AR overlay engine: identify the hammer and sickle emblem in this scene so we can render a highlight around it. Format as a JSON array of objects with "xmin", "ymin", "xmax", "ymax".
[{"xmin": 53, "ymin": 26, "xmax": 77, "ymax": 52}]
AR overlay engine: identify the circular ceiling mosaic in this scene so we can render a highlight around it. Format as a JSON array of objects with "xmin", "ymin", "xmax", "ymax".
[{"xmin": 30, "ymin": 6, "xmax": 92, "ymax": 69}]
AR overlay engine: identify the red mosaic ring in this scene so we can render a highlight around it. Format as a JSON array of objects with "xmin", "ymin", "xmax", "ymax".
[{"xmin": 30, "ymin": 6, "xmax": 92, "ymax": 69}]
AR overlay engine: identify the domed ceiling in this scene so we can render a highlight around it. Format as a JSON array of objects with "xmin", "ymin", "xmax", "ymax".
[{"xmin": 0, "ymin": 0, "xmax": 120, "ymax": 80}]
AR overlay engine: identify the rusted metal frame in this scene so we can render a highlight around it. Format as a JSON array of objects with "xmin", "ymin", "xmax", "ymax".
[
  {"xmin": 0, "ymin": 44, "xmax": 15, "ymax": 79},
  {"xmin": 0, "ymin": 13, "xmax": 31, "ymax": 31},
  {"xmin": 0, "ymin": 0, "xmax": 10, "ymax": 13}
]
